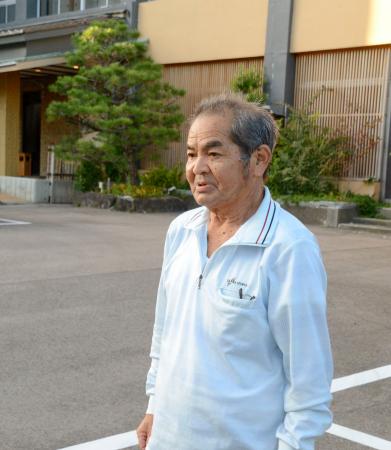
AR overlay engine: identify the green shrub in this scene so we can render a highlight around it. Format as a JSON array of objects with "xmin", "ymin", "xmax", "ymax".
[
  {"xmin": 140, "ymin": 165, "xmax": 189, "ymax": 190},
  {"xmin": 274, "ymin": 191, "xmax": 380, "ymax": 218},
  {"xmin": 110, "ymin": 183, "xmax": 164, "ymax": 198},
  {"xmin": 74, "ymin": 160, "xmax": 103, "ymax": 192},
  {"xmin": 344, "ymin": 193, "xmax": 379, "ymax": 217},
  {"xmin": 267, "ymin": 107, "xmax": 350, "ymax": 196}
]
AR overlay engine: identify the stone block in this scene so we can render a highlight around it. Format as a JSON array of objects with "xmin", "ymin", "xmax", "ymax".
[
  {"xmin": 114, "ymin": 196, "xmax": 135, "ymax": 212},
  {"xmin": 73, "ymin": 192, "xmax": 116, "ymax": 208},
  {"xmin": 132, "ymin": 196, "xmax": 187, "ymax": 213},
  {"xmin": 280, "ymin": 200, "xmax": 357, "ymax": 227}
]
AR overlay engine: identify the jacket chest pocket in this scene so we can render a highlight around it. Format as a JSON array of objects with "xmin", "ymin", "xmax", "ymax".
[{"xmin": 218, "ymin": 287, "xmax": 258, "ymax": 309}]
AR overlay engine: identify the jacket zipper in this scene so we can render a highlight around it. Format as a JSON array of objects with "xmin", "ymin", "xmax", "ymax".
[{"xmin": 198, "ymin": 274, "xmax": 203, "ymax": 289}]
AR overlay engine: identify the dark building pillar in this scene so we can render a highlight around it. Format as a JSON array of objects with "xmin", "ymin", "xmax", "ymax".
[
  {"xmin": 263, "ymin": 0, "xmax": 295, "ymax": 117},
  {"xmin": 125, "ymin": 0, "xmax": 141, "ymax": 29}
]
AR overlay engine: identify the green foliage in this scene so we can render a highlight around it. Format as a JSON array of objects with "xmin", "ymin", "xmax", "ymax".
[
  {"xmin": 268, "ymin": 106, "xmax": 350, "ymax": 196},
  {"xmin": 274, "ymin": 191, "xmax": 380, "ymax": 218},
  {"xmin": 140, "ymin": 164, "xmax": 188, "ymax": 189},
  {"xmin": 74, "ymin": 160, "xmax": 103, "ymax": 192},
  {"xmin": 273, "ymin": 192, "xmax": 341, "ymax": 204},
  {"xmin": 110, "ymin": 183, "xmax": 164, "ymax": 198},
  {"xmin": 47, "ymin": 19, "xmax": 185, "ymax": 185},
  {"xmin": 107, "ymin": 164, "xmax": 189, "ymax": 198},
  {"xmin": 344, "ymin": 192, "xmax": 379, "ymax": 217},
  {"xmin": 231, "ymin": 68, "xmax": 267, "ymax": 104}
]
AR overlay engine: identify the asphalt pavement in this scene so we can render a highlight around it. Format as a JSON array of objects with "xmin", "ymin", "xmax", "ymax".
[{"xmin": 0, "ymin": 203, "xmax": 390, "ymax": 450}]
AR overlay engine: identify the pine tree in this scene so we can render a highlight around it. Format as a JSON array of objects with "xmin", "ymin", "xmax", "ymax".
[
  {"xmin": 231, "ymin": 68, "xmax": 267, "ymax": 105},
  {"xmin": 47, "ymin": 19, "xmax": 184, "ymax": 185}
]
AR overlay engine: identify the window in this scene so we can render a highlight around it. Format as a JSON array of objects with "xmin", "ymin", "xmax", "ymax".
[
  {"xmin": 86, "ymin": 0, "xmax": 123, "ymax": 8},
  {"xmin": 85, "ymin": 0, "xmax": 106, "ymax": 7},
  {"xmin": 40, "ymin": 0, "xmax": 59, "ymax": 16},
  {"xmin": 26, "ymin": 0, "xmax": 123, "ymax": 18},
  {"xmin": 26, "ymin": 0, "xmax": 38, "ymax": 18},
  {"xmin": 0, "ymin": 0, "xmax": 16, "ymax": 24},
  {"xmin": 60, "ymin": 0, "xmax": 80, "ymax": 13}
]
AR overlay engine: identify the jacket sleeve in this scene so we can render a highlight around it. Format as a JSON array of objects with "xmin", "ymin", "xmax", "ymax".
[
  {"xmin": 267, "ymin": 238, "xmax": 333, "ymax": 450},
  {"xmin": 145, "ymin": 226, "xmax": 173, "ymax": 414}
]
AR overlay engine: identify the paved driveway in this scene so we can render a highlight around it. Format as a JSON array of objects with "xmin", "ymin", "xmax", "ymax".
[{"xmin": 0, "ymin": 204, "xmax": 390, "ymax": 450}]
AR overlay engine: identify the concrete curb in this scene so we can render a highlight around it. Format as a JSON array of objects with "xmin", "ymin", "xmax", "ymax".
[
  {"xmin": 278, "ymin": 200, "xmax": 357, "ymax": 227},
  {"xmin": 339, "ymin": 223, "xmax": 391, "ymax": 235},
  {"xmin": 72, "ymin": 192, "xmax": 359, "ymax": 227},
  {"xmin": 72, "ymin": 191, "xmax": 192, "ymax": 213}
]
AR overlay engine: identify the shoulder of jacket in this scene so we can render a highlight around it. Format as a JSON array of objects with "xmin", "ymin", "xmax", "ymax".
[
  {"xmin": 272, "ymin": 205, "xmax": 317, "ymax": 247},
  {"xmin": 162, "ymin": 207, "xmax": 205, "ymax": 262},
  {"xmin": 168, "ymin": 206, "xmax": 205, "ymax": 234}
]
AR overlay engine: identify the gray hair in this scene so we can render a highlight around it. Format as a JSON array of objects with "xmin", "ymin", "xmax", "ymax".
[{"xmin": 191, "ymin": 93, "xmax": 278, "ymax": 159}]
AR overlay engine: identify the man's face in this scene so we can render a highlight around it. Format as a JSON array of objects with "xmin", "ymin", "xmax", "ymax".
[{"xmin": 186, "ymin": 112, "xmax": 260, "ymax": 210}]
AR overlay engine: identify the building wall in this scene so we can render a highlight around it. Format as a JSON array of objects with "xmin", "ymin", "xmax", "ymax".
[
  {"xmin": 139, "ymin": 0, "xmax": 391, "ymax": 63},
  {"xmin": 291, "ymin": 0, "xmax": 391, "ymax": 53},
  {"xmin": 138, "ymin": 0, "xmax": 391, "ymax": 193},
  {"xmin": 0, "ymin": 73, "xmax": 20, "ymax": 176},
  {"xmin": 138, "ymin": 0, "xmax": 268, "ymax": 64},
  {"xmin": 1, "ymin": 1, "xmax": 391, "ymax": 194}
]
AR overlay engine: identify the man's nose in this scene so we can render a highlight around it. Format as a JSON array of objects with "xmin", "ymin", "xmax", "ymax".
[{"xmin": 192, "ymin": 155, "xmax": 210, "ymax": 174}]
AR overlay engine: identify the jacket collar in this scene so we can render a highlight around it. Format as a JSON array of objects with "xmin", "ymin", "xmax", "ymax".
[{"xmin": 184, "ymin": 186, "xmax": 279, "ymax": 247}]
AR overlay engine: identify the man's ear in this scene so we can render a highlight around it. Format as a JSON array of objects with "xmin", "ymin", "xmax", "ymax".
[{"xmin": 253, "ymin": 145, "xmax": 272, "ymax": 177}]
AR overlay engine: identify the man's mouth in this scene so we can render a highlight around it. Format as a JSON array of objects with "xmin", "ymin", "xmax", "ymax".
[{"xmin": 194, "ymin": 181, "xmax": 212, "ymax": 192}]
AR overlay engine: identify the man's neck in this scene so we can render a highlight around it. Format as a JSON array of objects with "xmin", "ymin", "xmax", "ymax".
[{"xmin": 208, "ymin": 187, "xmax": 265, "ymax": 229}]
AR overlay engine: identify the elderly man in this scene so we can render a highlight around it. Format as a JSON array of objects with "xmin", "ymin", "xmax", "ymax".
[{"xmin": 137, "ymin": 94, "xmax": 333, "ymax": 450}]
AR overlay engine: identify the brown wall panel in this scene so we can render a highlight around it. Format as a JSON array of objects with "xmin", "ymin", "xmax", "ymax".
[{"xmin": 294, "ymin": 47, "xmax": 391, "ymax": 180}]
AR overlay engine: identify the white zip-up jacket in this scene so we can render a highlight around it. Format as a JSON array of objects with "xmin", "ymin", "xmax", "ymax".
[{"xmin": 145, "ymin": 187, "xmax": 333, "ymax": 450}]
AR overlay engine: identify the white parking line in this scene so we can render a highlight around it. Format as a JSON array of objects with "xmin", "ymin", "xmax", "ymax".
[
  {"xmin": 0, "ymin": 218, "xmax": 31, "ymax": 226},
  {"xmin": 58, "ymin": 365, "xmax": 391, "ymax": 450},
  {"xmin": 331, "ymin": 364, "xmax": 391, "ymax": 393},
  {"xmin": 58, "ymin": 430, "xmax": 137, "ymax": 450},
  {"xmin": 327, "ymin": 424, "xmax": 391, "ymax": 450}
]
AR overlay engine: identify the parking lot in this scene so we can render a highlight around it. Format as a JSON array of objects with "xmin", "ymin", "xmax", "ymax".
[{"xmin": 1, "ymin": 203, "xmax": 390, "ymax": 450}]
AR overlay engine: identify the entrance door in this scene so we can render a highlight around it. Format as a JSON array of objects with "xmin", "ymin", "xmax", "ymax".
[{"xmin": 22, "ymin": 91, "xmax": 41, "ymax": 176}]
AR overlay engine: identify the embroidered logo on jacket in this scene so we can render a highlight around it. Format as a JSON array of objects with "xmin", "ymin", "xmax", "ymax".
[{"xmin": 226, "ymin": 278, "xmax": 248, "ymax": 288}]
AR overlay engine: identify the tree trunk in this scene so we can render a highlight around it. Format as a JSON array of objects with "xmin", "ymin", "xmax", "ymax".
[{"xmin": 128, "ymin": 158, "xmax": 138, "ymax": 185}]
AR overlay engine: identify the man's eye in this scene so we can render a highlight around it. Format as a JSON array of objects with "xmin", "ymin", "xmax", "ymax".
[
  {"xmin": 187, "ymin": 153, "xmax": 196, "ymax": 159},
  {"xmin": 208, "ymin": 152, "xmax": 221, "ymax": 158}
]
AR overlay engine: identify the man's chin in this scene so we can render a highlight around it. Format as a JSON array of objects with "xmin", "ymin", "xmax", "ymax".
[
  {"xmin": 193, "ymin": 193, "xmax": 211, "ymax": 207},
  {"xmin": 192, "ymin": 193, "xmax": 221, "ymax": 210}
]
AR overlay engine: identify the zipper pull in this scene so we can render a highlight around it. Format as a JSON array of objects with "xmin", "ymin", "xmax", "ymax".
[{"xmin": 198, "ymin": 274, "xmax": 203, "ymax": 289}]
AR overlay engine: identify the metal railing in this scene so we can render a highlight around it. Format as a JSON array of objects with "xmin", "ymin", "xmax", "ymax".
[{"xmin": 46, "ymin": 149, "xmax": 77, "ymax": 181}]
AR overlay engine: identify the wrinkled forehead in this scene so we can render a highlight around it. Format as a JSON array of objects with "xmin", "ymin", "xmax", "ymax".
[{"xmin": 187, "ymin": 111, "xmax": 234, "ymax": 144}]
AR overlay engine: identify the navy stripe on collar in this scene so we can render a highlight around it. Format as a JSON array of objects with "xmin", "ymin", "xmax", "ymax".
[
  {"xmin": 255, "ymin": 198, "xmax": 272, "ymax": 244},
  {"xmin": 260, "ymin": 202, "xmax": 276, "ymax": 245}
]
